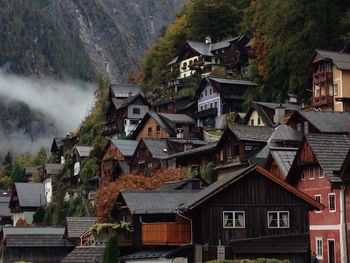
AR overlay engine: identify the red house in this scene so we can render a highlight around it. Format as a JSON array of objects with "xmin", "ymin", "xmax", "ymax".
[{"xmin": 286, "ymin": 133, "xmax": 350, "ymax": 263}]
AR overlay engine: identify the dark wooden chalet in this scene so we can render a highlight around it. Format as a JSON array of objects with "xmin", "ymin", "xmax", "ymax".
[
  {"xmin": 64, "ymin": 217, "xmax": 98, "ymax": 246},
  {"xmin": 0, "ymin": 227, "xmax": 74, "ymax": 263},
  {"xmin": 152, "ymin": 96, "xmax": 192, "ymax": 114},
  {"xmin": 70, "ymin": 146, "xmax": 93, "ymax": 186},
  {"xmin": 130, "ymin": 112, "xmax": 198, "ymax": 140},
  {"xmin": 9, "ymin": 183, "xmax": 46, "ymax": 226},
  {"xmin": 130, "ymin": 139, "xmax": 175, "ymax": 175},
  {"xmin": 38, "ymin": 163, "xmax": 63, "ymax": 181},
  {"xmin": 50, "ymin": 135, "xmax": 78, "ymax": 164},
  {"xmin": 24, "ymin": 165, "xmax": 40, "ymax": 182},
  {"xmin": 194, "ymin": 77, "xmax": 256, "ymax": 128},
  {"xmin": 99, "ymin": 139, "xmax": 138, "ymax": 187},
  {"xmin": 180, "ymin": 165, "xmax": 323, "ymax": 262},
  {"xmin": 243, "ymin": 101, "xmax": 301, "ymax": 127},
  {"xmin": 286, "ymin": 110, "xmax": 350, "ymax": 135},
  {"xmin": 103, "ymin": 93, "xmax": 150, "ymax": 137}
]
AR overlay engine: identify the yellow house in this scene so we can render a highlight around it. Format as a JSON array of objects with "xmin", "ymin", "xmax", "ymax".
[{"xmin": 311, "ymin": 49, "xmax": 350, "ymax": 112}]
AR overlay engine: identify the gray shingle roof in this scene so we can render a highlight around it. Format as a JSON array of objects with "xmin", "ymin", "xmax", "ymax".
[
  {"xmin": 66, "ymin": 217, "xmax": 98, "ymax": 239},
  {"xmin": 229, "ymin": 125, "xmax": 275, "ymax": 142},
  {"xmin": 75, "ymin": 146, "xmax": 93, "ymax": 158},
  {"xmin": 297, "ymin": 111, "xmax": 350, "ymax": 133},
  {"xmin": 270, "ymin": 147, "xmax": 298, "ymax": 178},
  {"xmin": 209, "ymin": 77, "xmax": 257, "ymax": 86},
  {"xmin": 121, "ymin": 190, "xmax": 197, "ymax": 214},
  {"xmin": 158, "ymin": 113, "xmax": 195, "ymax": 124},
  {"xmin": 187, "ymin": 40, "xmax": 213, "ymax": 56},
  {"xmin": 110, "ymin": 83, "xmax": 141, "ymax": 98},
  {"xmin": 3, "ymin": 227, "xmax": 64, "ymax": 236},
  {"xmin": 15, "ymin": 183, "xmax": 46, "ymax": 207},
  {"xmin": 306, "ymin": 134, "xmax": 350, "ymax": 180},
  {"xmin": 316, "ymin": 49, "xmax": 350, "ymax": 70},
  {"xmin": 25, "ymin": 166, "xmax": 40, "ymax": 175},
  {"xmin": 165, "ymin": 142, "xmax": 217, "ymax": 159},
  {"xmin": 269, "ymin": 124, "xmax": 303, "ymax": 142},
  {"xmin": 255, "ymin": 101, "xmax": 301, "ymax": 111},
  {"xmin": 111, "ymin": 139, "xmax": 139, "ymax": 157},
  {"xmin": 61, "ymin": 246, "xmax": 105, "ymax": 263},
  {"xmin": 143, "ymin": 139, "xmax": 171, "ymax": 158},
  {"xmin": 120, "ymin": 247, "xmax": 182, "ymax": 260},
  {"xmin": 0, "ymin": 196, "xmax": 11, "ymax": 217},
  {"xmin": 45, "ymin": 163, "xmax": 64, "ymax": 175},
  {"xmin": 166, "ymin": 138, "xmax": 206, "ymax": 146}
]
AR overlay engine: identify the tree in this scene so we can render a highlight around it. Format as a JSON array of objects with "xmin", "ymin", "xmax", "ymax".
[
  {"xmin": 102, "ymin": 232, "xmax": 119, "ymax": 263},
  {"xmin": 33, "ymin": 207, "xmax": 46, "ymax": 225}
]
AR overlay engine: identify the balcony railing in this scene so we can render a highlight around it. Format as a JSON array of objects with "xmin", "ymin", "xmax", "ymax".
[
  {"xmin": 142, "ymin": 222, "xmax": 191, "ymax": 245},
  {"xmin": 195, "ymin": 108, "xmax": 218, "ymax": 119},
  {"xmin": 313, "ymin": 71, "xmax": 333, "ymax": 84},
  {"xmin": 313, "ymin": 95, "xmax": 333, "ymax": 107}
]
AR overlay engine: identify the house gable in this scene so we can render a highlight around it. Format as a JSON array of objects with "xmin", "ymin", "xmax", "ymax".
[{"xmin": 136, "ymin": 116, "xmax": 171, "ymax": 140}]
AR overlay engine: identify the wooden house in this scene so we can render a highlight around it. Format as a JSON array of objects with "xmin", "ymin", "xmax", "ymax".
[
  {"xmin": 243, "ymin": 101, "xmax": 301, "ymax": 127},
  {"xmin": 286, "ymin": 110, "xmax": 350, "ymax": 135},
  {"xmin": 103, "ymin": 93, "xmax": 150, "ymax": 137},
  {"xmin": 9, "ymin": 183, "xmax": 47, "ymax": 226},
  {"xmin": 116, "ymin": 165, "xmax": 323, "ymax": 263},
  {"xmin": 167, "ymin": 35, "xmax": 250, "ymax": 86},
  {"xmin": 152, "ymin": 96, "xmax": 193, "ymax": 114},
  {"xmin": 0, "ymin": 227, "xmax": 74, "ymax": 263},
  {"xmin": 265, "ymin": 147, "xmax": 298, "ymax": 180},
  {"xmin": 286, "ymin": 133, "xmax": 350, "ymax": 263},
  {"xmin": 130, "ymin": 139, "xmax": 175, "ymax": 175},
  {"xmin": 194, "ymin": 77, "xmax": 256, "ymax": 128},
  {"xmin": 50, "ymin": 135, "xmax": 78, "ymax": 164},
  {"xmin": 99, "ymin": 139, "xmax": 138, "ymax": 187},
  {"xmin": 130, "ymin": 112, "xmax": 198, "ymax": 140},
  {"xmin": 64, "ymin": 217, "xmax": 98, "ymax": 246},
  {"xmin": 70, "ymin": 146, "xmax": 93, "ymax": 186},
  {"xmin": 24, "ymin": 165, "xmax": 40, "ymax": 182},
  {"xmin": 108, "ymin": 83, "xmax": 142, "ymax": 100},
  {"xmin": 0, "ymin": 191, "xmax": 12, "ymax": 226},
  {"xmin": 310, "ymin": 49, "xmax": 350, "ymax": 111}
]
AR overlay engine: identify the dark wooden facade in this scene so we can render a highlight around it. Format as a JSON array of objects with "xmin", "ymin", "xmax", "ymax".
[{"xmin": 286, "ymin": 113, "xmax": 320, "ymax": 134}]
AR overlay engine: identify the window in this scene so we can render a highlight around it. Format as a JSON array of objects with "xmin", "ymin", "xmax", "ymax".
[
  {"xmin": 315, "ymin": 195, "xmax": 322, "ymax": 213},
  {"xmin": 227, "ymin": 146, "xmax": 232, "ymax": 158},
  {"xmin": 205, "ymin": 90, "xmax": 208, "ymax": 97},
  {"xmin": 297, "ymin": 123, "xmax": 301, "ymax": 132},
  {"xmin": 334, "ymin": 84, "xmax": 338, "ymax": 96},
  {"xmin": 267, "ymin": 211, "xmax": 289, "ymax": 228},
  {"xmin": 304, "ymin": 121, "xmax": 309, "ymax": 134},
  {"xmin": 201, "ymin": 93, "xmax": 204, "ymax": 98},
  {"xmin": 309, "ymin": 167, "xmax": 315, "ymax": 180},
  {"xmin": 329, "ymin": 193, "xmax": 336, "ymax": 212},
  {"xmin": 133, "ymin": 108, "xmax": 141, "ymax": 115},
  {"xmin": 214, "ymin": 101, "xmax": 218, "ymax": 108},
  {"xmin": 223, "ymin": 211, "xmax": 245, "ymax": 228},
  {"xmin": 319, "ymin": 168, "xmax": 324, "ymax": 178},
  {"xmin": 316, "ymin": 237, "xmax": 323, "ymax": 259},
  {"xmin": 147, "ymin": 127, "xmax": 152, "ymax": 136},
  {"xmin": 250, "ymin": 119, "xmax": 254, "ymax": 126},
  {"xmin": 156, "ymin": 125, "xmax": 161, "ymax": 132},
  {"xmin": 209, "ymin": 88, "xmax": 213, "ymax": 95},
  {"xmin": 210, "ymin": 103, "xmax": 213, "ymax": 108},
  {"xmin": 130, "ymin": 119, "xmax": 139, "ymax": 125},
  {"xmin": 200, "ymin": 105, "xmax": 203, "ymax": 111},
  {"xmin": 258, "ymin": 117, "xmax": 261, "ymax": 125},
  {"xmin": 205, "ymin": 104, "xmax": 207, "ymax": 110},
  {"xmin": 233, "ymin": 145, "xmax": 240, "ymax": 156}
]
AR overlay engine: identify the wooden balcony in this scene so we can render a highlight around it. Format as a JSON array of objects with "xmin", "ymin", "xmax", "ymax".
[
  {"xmin": 142, "ymin": 222, "xmax": 191, "ymax": 245},
  {"xmin": 313, "ymin": 95, "xmax": 333, "ymax": 107},
  {"xmin": 195, "ymin": 108, "xmax": 218, "ymax": 119},
  {"xmin": 313, "ymin": 71, "xmax": 333, "ymax": 84}
]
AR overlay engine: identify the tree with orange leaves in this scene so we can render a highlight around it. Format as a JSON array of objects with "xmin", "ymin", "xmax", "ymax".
[{"xmin": 94, "ymin": 167, "xmax": 188, "ymax": 221}]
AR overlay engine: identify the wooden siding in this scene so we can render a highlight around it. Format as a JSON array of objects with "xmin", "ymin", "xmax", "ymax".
[
  {"xmin": 142, "ymin": 222, "xmax": 191, "ymax": 245},
  {"xmin": 136, "ymin": 117, "xmax": 170, "ymax": 140},
  {"xmin": 130, "ymin": 140, "xmax": 163, "ymax": 174},
  {"xmin": 189, "ymin": 171, "xmax": 310, "ymax": 246},
  {"xmin": 298, "ymin": 140, "xmax": 317, "ymax": 165},
  {"xmin": 100, "ymin": 144, "xmax": 125, "ymax": 187}
]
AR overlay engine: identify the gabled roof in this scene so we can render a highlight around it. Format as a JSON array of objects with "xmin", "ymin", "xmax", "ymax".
[
  {"xmin": 13, "ymin": 183, "xmax": 46, "ymax": 207},
  {"xmin": 158, "ymin": 112, "xmax": 195, "ymax": 124},
  {"xmin": 110, "ymin": 83, "xmax": 141, "ymax": 98},
  {"xmin": 269, "ymin": 124, "xmax": 303, "ymax": 142},
  {"xmin": 313, "ymin": 49, "xmax": 350, "ymax": 70},
  {"xmin": 25, "ymin": 165, "xmax": 40, "ymax": 175},
  {"xmin": 305, "ymin": 133, "xmax": 350, "ymax": 180},
  {"xmin": 65, "ymin": 217, "xmax": 98, "ymax": 239},
  {"xmin": 229, "ymin": 125, "xmax": 275, "ymax": 142},
  {"xmin": 2, "ymin": 227, "xmax": 64, "ymax": 236},
  {"xmin": 157, "ymin": 177, "xmax": 208, "ymax": 191},
  {"xmin": 74, "ymin": 146, "xmax": 93, "ymax": 158},
  {"xmin": 143, "ymin": 139, "xmax": 172, "ymax": 159},
  {"xmin": 166, "ymin": 138, "xmax": 206, "ymax": 146},
  {"xmin": 44, "ymin": 163, "xmax": 64, "ymax": 175},
  {"xmin": 119, "ymin": 190, "xmax": 197, "ymax": 214},
  {"xmin": 110, "ymin": 139, "xmax": 139, "ymax": 157},
  {"xmin": 50, "ymin": 137, "xmax": 64, "ymax": 153},
  {"xmin": 181, "ymin": 165, "xmax": 324, "ymax": 211},
  {"xmin": 61, "ymin": 246, "xmax": 105, "ymax": 263},
  {"xmin": 269, "ymin": 147, "xmax": 298, "ymax": 178},
  {"xmin": 289, "ymin": 110, "xmax": 350, "ymax": 133},
  {"xmin": 165, "ymin": 142, "xmax": 217, "ymax": 159}
]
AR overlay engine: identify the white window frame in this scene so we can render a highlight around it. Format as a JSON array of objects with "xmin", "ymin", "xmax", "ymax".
[
  {"xmin": 315, "ymin": 237, "xmax": 323, "ymax": 259},
  {"xmin": 334, "ymin": 84, "xmax": 338, "ymax": 96},
  {"xmin": 267, "ymin": 211, "xmax": 290, "ymax": 229},
  {"xmin": 309, "ymin": 167, "xmax": 315, "ymax": 180},
  {"xmin": 314, "ymin": 195, "xmax": 322, "ymax": 213},
  {"xmin": 328, "ymin": 193, "xmax": 336, "ymax": 212},
  {"xmin": 223, "ymin": 211, "xmax": 245, "ymax": 229}
]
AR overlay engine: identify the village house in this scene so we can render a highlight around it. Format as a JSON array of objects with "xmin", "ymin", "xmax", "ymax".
[
  {"xmin": 64, "ymin": 217, "xmax": 98, "ymax": 246},
  {"xmin": 152, "ymin": 96, "xmax": 193, "ymax": 114},
  {"xmin": 286, "ymin": 133, "xmax": 350, "ymax": 263},
  {"xmin": 99, "ymin": 139, "xmax": 138, "ymax": 187},
  {"xmin": 69, "ymin": 145, "xmax": 93, "ymax": 186},
  {"xmin": 167, "ymin": 35, "xmax": 250, "ymax": 91},
  {"xmin": 130, "ymin": 112, "xmax": 199, "ymax": 140},
  {"xmin": 24, "ymin": 165, "xmax": 40, "ymax": 182},
  {"xmin": 0, "ymin": 191, "xmax": 12, "ymax": 226},
  {"xmin": 0, "ymin": 227, "xmax": 74, "ymax": 263},
  {"xmin": 50, "ymin": 135, "xmax": 78, "ymax": 164},
  {"xmin": 264, "ymin": 147, "xmax": 298, "ymax": 180},
  {"xmin": 243, "ymin": 101, "xmax": 301, "ymax": 127},
  {"xmin": 286, "ymin": 110, "xmax": 350, "ymax": 135},
  {"xmin": 61, "ymin": 246, "xmax": 105, "ymax": 263},
  {"xmin": 9, "ymin": 183, "xmax": 47, "ymax": 225},
  {"xmin": 103, "ymin": 92, "xmax": 150, "ymax": 137},
  {"xmin": 115, "ymin": 165, "xmax": 323, "ymax": 263},
  {"xmin": 195, "ymin": 77, "xmax": 256, "ymax": 128},
  {"xmin": 310, "ymin": 49, "xmax": 350, "ymax": 111}
]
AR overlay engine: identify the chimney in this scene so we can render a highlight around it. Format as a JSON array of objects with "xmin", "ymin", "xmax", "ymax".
[
  {"xmin": 205, "ymin": 36, "xmax": 212, "ymax": 44},
  {"xmin": 128, "ymin": 91, "xmax": 132, "ymax": 97},
  {"xmin": 273, "ymin": 104, "xmax": 285, "ymax": 124}
]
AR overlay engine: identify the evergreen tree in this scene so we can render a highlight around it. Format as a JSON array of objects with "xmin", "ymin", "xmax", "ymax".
[{"xmin": 102, "ymin": 232, "xmax": 120, "ymax": 263}]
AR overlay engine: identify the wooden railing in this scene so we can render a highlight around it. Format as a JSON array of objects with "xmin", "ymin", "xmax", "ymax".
[
  {"xmin": 142, "ymin": 222, "xmax": 191, "ymax": 245},
  {"xmin": 313, "ymin": 95, "xmax": 333, "ymax": 107}
]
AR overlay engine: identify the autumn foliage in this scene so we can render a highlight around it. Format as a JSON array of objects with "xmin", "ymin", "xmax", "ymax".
[
  {"xmin": 15, "ymin": 218, "xmax": 29, "ymax": 227},
  {"xmin": 95, "ymin": 167, "xmax": 188, "ymax": 221}
]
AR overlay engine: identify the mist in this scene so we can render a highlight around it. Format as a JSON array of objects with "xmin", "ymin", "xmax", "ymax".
[{"xmin": 0, "ymin": 73, "xmax": 96, "ymax": 156}]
